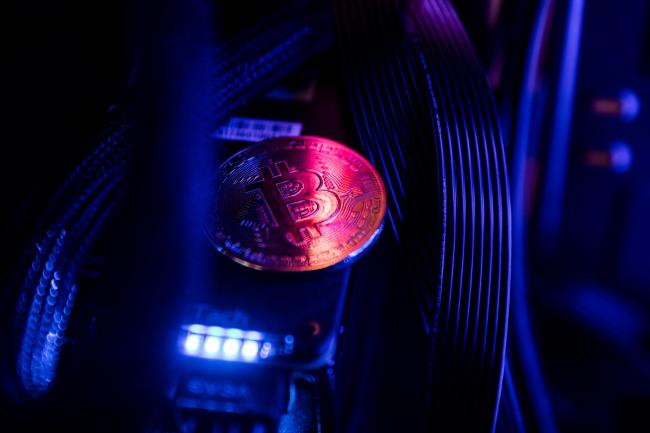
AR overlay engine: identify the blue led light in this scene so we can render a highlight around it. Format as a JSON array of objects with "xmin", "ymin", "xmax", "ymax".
[
  {"xmin": 241, "ymin": 340, "xmax": 260, "ymax": 361},
  {"xmin": 259, "ymin": 342, "xmax": 272, "ymax": 359},
  {"xmin": 189, "ymin": 324, "xmax": 207, "ymax": 334},
  {"xmin": 284, "ymin": 334, "xmax": 295, "ymax": 354},
  {"xmin": 225, "ymin": 328, "xmax": 244, "ymax": 339},
  {"xmin": 619, "ymin": 89, "xmax": 641, "ymax": 123},
  {"xmin": 222, "ymin": 338, "xmax": 241, "ymax": 359},
  {"xmin": 245, "ymin": 330, "xmax": 263, "ymax": 341},
  {"xmin": 207, "ymin": 326, "xmax": 225, "ymax": 336},
  {"xmin": 610, "ymin": 141, "xmax": 633, "ymax": 174},
  {"xmin": 203, "ymin": 336, "xmax": 222, "ymax": 356},
  {"xmin": 179, "ymin": 324, "xmax": 281, "ymax": 363},
  {"xmin": 184, "ymin": 334, "xmax": 202, "ymax": 354}
]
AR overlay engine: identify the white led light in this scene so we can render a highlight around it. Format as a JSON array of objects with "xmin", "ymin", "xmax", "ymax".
[
  {"xmin": 180, "ymin": 324, "xmax": 276, "ymax": 362},
  {"xmin": 241, "ymin": 340, "xmax": 260, "ymax": 361},
  {"xmin": 203, "ymin": 336, "xmax": 222, "ymax": 356},
  {"xmin": 226, "ymin": 328, "xmax": 244, "ymax": 338},
  {"xmin": 222, "ymin": 338, "xmax": 241, "ymax": 359},
  {"xmin": 207, "ymin": 326, "xmax": 225, "ymax": 336},
  {"xmin": 245, "ymin": 331, "xmax": 263, "ymax": 341},
  {"xmin": 184, "ymin": 334, "xmax": 202, "ymax": 354},
  {"xmin": 188, "ymin": 324, "xmax": 206, "ymax": 334}
]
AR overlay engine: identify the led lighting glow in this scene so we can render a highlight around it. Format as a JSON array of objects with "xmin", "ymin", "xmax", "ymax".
[
  {"xmin": 180, "ymin": 324, "xmax": 278, "ymax": 362},
  {"xmin": 203, "ymin": 336, "xmax": 222, "ymax": 356},
  {"xmin": 284, "ymin": 334, "xmax": 295, "ymax": 354},
  {"xmin": 260, "ymin": 342, "xmax": 272, "ymax": 359},
  {"xmin": 226, "ymin": 328, "xmax": 244, "ymax": 339},
  {"xmin": 184, "ymin": 334, "xmax": 202, "ymax": 354},
  {"xmin": 241, "ymin": 340, "xmax": 260, "ymax": 361},
  {"xmin": 189, "ymin": 324, "xmax": 207, "ymax": 334},
  {"xmin": 222, "ymin": 338, "xmax": 241, "ymax": 359},
  {"xmin": 207, "ymin": 326, "xmax": 225, "ymax": 336},
  {"xmin": 245, "ymin": 331, "xmax": 263, "ymax": 341}
]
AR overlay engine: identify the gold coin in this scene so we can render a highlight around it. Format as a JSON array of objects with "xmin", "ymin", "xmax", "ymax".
[{"xmin": 208, "ymin": 136, "xmax": 387, "ymax": 271}]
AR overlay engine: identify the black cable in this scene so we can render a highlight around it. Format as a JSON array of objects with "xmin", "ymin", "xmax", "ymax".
[
  {"xmin": 333, "ymin": 0, "xmax": 511, "ymax": 431},
  {"xmin": 6, "ymin": 2, "xmax": 334, "ymax": 399}
]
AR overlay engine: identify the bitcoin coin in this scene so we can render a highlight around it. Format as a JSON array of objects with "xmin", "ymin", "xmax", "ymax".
[{"xmin": 208, "ymin": 136, "xmax": 387, "ymax": 271}]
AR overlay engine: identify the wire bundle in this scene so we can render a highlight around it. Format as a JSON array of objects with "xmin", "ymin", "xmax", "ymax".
[
  {"xmin": 333, "ymin": 0, "xmax": 511, "ymax": 431},
  {"xmin": 14, "ymin": 118, "xmax": 128, "ymax": 396},
  {"xmin": 12, "ymin": 2, "xmax": 333, "ymax": 397}
]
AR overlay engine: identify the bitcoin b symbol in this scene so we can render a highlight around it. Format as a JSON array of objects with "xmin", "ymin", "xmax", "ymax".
[{"xmin": 245, "ymin": 161, "xmax": 339, "ymax": 246}]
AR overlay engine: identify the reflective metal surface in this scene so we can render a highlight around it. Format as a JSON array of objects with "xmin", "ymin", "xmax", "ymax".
[{"xmin": 208, "ymin": 136, "xmax": 386, "ymax": 271}]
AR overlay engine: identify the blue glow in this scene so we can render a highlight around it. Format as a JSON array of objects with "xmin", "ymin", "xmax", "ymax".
[
  {"xmin": 184, "ymin": 334, "xmax": 202, "ymax": 354},
  {"xmin": 284, "ymin": 334, "xmax": 295, "ymax": 354},
  {"xmin": 251, "ymin": 424, "xmax": 266, "ymax": 433},
  {"xmin": 245, "ymin": 330, "xmax": 263, "ymax": 340},
  {"xmin": 225, "ymin": 328, "xmax": 244, "ymax": 338},
  {"xmin": 179, "ymin": 324, "xmax": 279, "ymax": 362},
  {"xmin": 260, "ymin": 342, "xmax": 272, "ymax": 359},
  {"xmin": 203, "ymin": 336, "xmax": 222, "ymax": 356},
  {"xmin": 18, "ymin": 230, "xmax": 74, "ymax": 396},
  {"xmin": 207, "ymin": 326, "xmax": 225, "ymax": 336},
  {"xmin": 189, "ymin": 324, "xmax": 207, "ymax": 334},
  {"xmin": 241, "ymin": 340, "xmax": 260, "ymax": 361},
  {"xmin": 610, "ymin": 141, "xmax": 632, "ymax": 173},
  {"xmin": 620, "ymin": 89, "xmax": 641, "ymax": 123},
  {"xmin": 222, "ymin": 338, "xmax": 241, "ymax": 359}
]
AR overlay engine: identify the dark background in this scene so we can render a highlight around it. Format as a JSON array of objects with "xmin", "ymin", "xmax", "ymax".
[{"xmin": 3, "ymin": 1, "xmax": 650, "ymax": 432}]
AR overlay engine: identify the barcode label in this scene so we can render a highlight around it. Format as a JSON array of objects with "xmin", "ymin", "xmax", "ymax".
[{"xmin": 213, "ymin": 117, "xmax": 303, "ymax": 142}]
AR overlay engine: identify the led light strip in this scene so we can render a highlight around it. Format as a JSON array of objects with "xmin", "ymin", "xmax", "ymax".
[{"xmin": 179, "ymin": 324, "xmax": 293, "ymax": 363}]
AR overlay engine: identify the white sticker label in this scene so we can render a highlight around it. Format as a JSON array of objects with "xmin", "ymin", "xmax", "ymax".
[{"xmin": 213, "ymin": 117, "xmax": 303, "ymax": 142}]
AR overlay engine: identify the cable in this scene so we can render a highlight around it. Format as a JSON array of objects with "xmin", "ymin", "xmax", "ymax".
[
  {"xmin": 508, "ymin": 0, "xmax": 560, "ymax": 432},
  {"xmin": 9, "ymin": 2, "xmax": 334, "ymax": 398},
  {"xmin": 333, "ymin": 0, "xmax": 511, "ymax": 431}
]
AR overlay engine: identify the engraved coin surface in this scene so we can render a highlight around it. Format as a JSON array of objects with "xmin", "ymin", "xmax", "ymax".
[{"xmin": 208, "ymin": 136, "xmax": 387, "ymax": 271}]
